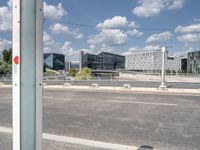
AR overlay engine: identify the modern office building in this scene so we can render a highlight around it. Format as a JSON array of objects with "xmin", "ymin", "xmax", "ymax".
[
  {"xmin": 166, "ymin": 56, "xmax": 181, "ymax": 72},
  {"xmin": 97, "ymin": 52, "xmax": 125, "ymax": 70},
  {"xmin": 44, "ymin": 53, "xmax": 65, "ymax": 71},
  {"xmin": 65, "ymin": 61, "xmax": 80, "ymax": 71},
  {"xmin": 125, "ymin": 50, "xmax": 182, "ymax": 73},
  {"xmin": 80, "ymin": 51, "xmax": 125, "ymax": 70},
  {"xmin": 81, "ymin": 53, "xmax": 98, "ymax": 70},
  {"xmin": 187, "ymin": 51, "xmax": 200, "ymax": 74}
]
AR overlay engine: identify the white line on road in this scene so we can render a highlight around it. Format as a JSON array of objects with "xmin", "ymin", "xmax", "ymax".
[
  {"xmin": 43, "ymin": 96, "xmax": 54, "ymax": 99},
  {"xmin": 107, "ymin": 100, "xmax": 178, "ymax": 106},
  {"xmin": 0, "ymin": 126, "xmax": 139, "ymax": 150},
  {"xmin": 0, "ymin": 126, "xmax": 12, "ymax": 133}
]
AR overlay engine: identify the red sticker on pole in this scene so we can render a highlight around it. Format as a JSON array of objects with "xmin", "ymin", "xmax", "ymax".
[{"xmin": 14, "ymin": 56, "xmax": 19, "ymax": 65}]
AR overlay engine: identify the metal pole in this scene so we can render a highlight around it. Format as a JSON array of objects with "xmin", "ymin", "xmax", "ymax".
[
  {"xmin": 79, "ymin": 51, "xmax": 83, "ymax": 72},
  {"xmin": 159, "ymin": 47, "xmax": 167, "ymax": 89},
  {"xmin": 12, "ymin": 0, "xmax": 43, "ymax": 150}
]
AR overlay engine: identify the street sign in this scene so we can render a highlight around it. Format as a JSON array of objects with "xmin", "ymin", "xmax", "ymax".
[{"xmin": 12, "ymin": 0, "xmax": 43, "ymax": 150}]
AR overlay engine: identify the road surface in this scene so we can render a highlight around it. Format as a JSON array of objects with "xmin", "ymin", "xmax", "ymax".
[{"xmin": 0, "ymin": 88, "xmax": 200, "ymax": 149}]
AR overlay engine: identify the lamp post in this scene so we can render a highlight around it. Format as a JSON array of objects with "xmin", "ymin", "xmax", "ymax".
[{"xmin": 159, "ymin": 46, "xmax": 167, "ymax": 89}]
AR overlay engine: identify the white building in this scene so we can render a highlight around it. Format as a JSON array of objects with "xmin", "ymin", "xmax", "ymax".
[
  {"xmin": 166, "ymin": 56, "xmax": 181, "ymax": 72},
  {"xmin": 125, "ymin": 50, "xmax": 181, "ymax": 73}
]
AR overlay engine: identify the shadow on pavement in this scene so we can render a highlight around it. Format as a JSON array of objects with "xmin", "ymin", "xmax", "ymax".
[{"xmin": 137, "ymin": 145, "xmax": 154, "ymax": 150}]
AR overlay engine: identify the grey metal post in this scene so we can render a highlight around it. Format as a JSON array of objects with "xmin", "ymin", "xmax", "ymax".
[
  {"xmin": 159, "ymin": 47, "xmax": 167, "ymax": 89},
  {"xmin": 12, "ymin": 0, "xmax": 43, "ymax": 150},
  {"xmin": 79, "ymin": 51, "xmax": 83, "ymax": 72}
]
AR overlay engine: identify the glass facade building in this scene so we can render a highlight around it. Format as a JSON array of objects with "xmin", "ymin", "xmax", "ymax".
[
  {"xmin": 97, "ymin": 52, "xmax": 125, "ymax": 70},
  {"xmin": 44, "ymin": 53, "xmax": 65, "ymax": 71},
  {"xmin": 81, "ymin": 52, "xmax": 125, "ymax": 70},
  {"xmin": 187, "ymin": 51, "xmax": 200, "ymax": 74},
  {"xmin": 82, "ymin": 53, "xmax": 98, "ymax": 70}
]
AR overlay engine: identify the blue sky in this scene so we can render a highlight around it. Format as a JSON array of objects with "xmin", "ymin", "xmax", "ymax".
[{"xmin": 0, "ymin": 0, "xmax": 200, "ymax": 60}]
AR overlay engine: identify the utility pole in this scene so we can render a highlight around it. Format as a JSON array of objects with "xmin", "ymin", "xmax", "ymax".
[
  {"xmin": 12, "ymin": 0, "xmax": 43, "ymax": 150},
  {"xmin": 159, "ymin": 46, "xmax": 167, "ymax": 89}
]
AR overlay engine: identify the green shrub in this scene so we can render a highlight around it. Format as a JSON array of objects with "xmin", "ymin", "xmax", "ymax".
[{"xmin": 75, "ymin": 67, "xmax": 92, "ymax": 80}]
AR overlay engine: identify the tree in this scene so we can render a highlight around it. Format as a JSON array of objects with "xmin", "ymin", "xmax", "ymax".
[
  {"xmin": 0, "ymin": 61, "xmax": 12, "ymax": 75},
  {"xmin": 166, "ymin": 69, "xmax": 171, "ymax": 74},
  {"xmin": 2, "ymin": 48, "xmax": 12, "ymax": 64},
  {"xmin": 172, "ymin": 70, "xmax": 176, "ymax": 75}
]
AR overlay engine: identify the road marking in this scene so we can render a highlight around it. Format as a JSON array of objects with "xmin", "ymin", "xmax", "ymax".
[
  {"xmin": 0, "ymin": 126, "xmax": 12, "ymax": 133},
  {"xmin": 107, "ymin": 100, "xmax": 177, "ymax": 106},
  {"xmin": 43, "ymin": 96, "xmax": 54, "ymax": 99},
  {"xmin": 0, "ymin": 126, "xmax": 139, "ymax": 150}
]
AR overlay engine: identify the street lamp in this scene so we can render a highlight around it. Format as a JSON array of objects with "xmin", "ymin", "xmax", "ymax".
[{"xmin": 159, "ymin": 46, "xmax": 167, "ymax": 89}]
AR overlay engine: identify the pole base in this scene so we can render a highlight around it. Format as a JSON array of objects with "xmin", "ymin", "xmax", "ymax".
[{"xmin": 159, "ymin": 84, "xmax": 167, "ymax": 90}]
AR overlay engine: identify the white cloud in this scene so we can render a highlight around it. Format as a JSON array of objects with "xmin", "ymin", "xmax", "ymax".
[
  {"xmin": 96, "ymin": 16, "xmax": 128, "ymax": 29},
  {"xmin": 72, "ymin": 28, "xmax": 84, "ymax": 39},
  {"xmin": 88, "ymin": 29, "xmax": 128, "ymax": 48},
  {"xmin": 146, "ymin": 31, "xmax": 172, "ymax": 43},
  {"xmin": 167, "ymin": 0, "xmax": 185, "ymax": 10},
  {"xmin": 0, "ymin": 2, "xmax": 12, "ymax": 32},
  {"xmin": 43, "ymin": 31, "xmax": 55, "ymax": 46},
  {"xmin": 90, "ymin": 17, "xmax": 143, "ymax": 52},
  {"xmin": 133, "ymin": 0, "xmax": 164, "ymax": 17},
  {"xmin": 49, "ymin": 23, "xmax": 70, "ymax": 34},
  {"xmin": 75, "ymin": 33, "xmax": 83, "ymax": 39},
  {"xmin": 61, "ymin": 42, "xmax": 89, "ymax": 60},
  {"xmin": 175, "ymin": 24, "xmax": 200, "ymax": 33},
  {"xmin": 61, "ymin": 41, "xmax": 75, "ymax": 55},
  {"xmin": 133, "ymin": 0, "xmax": 185, "ymax": 17},
  {"xmin": 128, "ymin": 21, "xmax": 139, "ymax": 28},
  {"xmin": 49, "ymin": 23, "xmax": 83, "ymax": 39},
  {"xmin": 0, "ymin": 1, "xmax": 68, "ymax": 32},
  {"xmin": 127, "ymin": 29, "xmax": 143, "ymax": 37},
  {"xmin": 44, "ymin": 2, "xmax": 67, "ymax": 21},
  {"xmin": 177, "ymin": 33, "xmax": 200, "ymax": 42},
  {"xmin": 121, "ymin": 47, "xmax": 138, "ymax": 55},
  {"xmin": 0, "ymin": 38, "xmax": 11, "ymax": 51},
  {"xmin": 143, "ymin": 45, "xmax": 161, "ymax": 50}
]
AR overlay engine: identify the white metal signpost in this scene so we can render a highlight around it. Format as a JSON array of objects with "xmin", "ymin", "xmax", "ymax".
[{"xmin": 12, "ymin": 0, "xmax": 43, "ymax": 150}]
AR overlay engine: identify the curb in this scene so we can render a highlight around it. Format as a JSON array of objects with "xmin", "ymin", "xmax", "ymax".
[
  {"xmin": 1, "ymin": 85, "xmax": 200, "ymax": 94},
  {"xmin": 44, "ymin": 85, "xmax": 200, "ymax": 94}
]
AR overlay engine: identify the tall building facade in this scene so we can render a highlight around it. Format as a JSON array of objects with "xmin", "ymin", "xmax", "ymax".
[
  {"xmin": 44, "ymin": 53, "xmax": 65, "ymax": 71},
  {"xmin": 82, "ymin": 53, "xmax": 98, "ymax": 70},
  {"xmin": 97, "ymin": 52, "xmax": 125, "ymax": 70},
  {"xmin": 187, "ymin": 51, "xmax": 200, "ymax": 74},
  {"xmin": 125, "ymin": 50, "xmax": 182, "ymax": 73},
  {"xmin": 167, "ymin": 56, "xmax": 181, "ymax": 72},
  {"xmin": 81, "ymin": 51, "xmax": 125, "ymax": 70}
]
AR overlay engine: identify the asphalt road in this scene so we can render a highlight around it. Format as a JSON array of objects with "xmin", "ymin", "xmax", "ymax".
[
  {"xmin": 0, "ymin": 88, "xmax": 200, "ymax": 150},
  {"xmin": 1, "ymin": 80, "xmax": 200, "ymax": 89}
]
